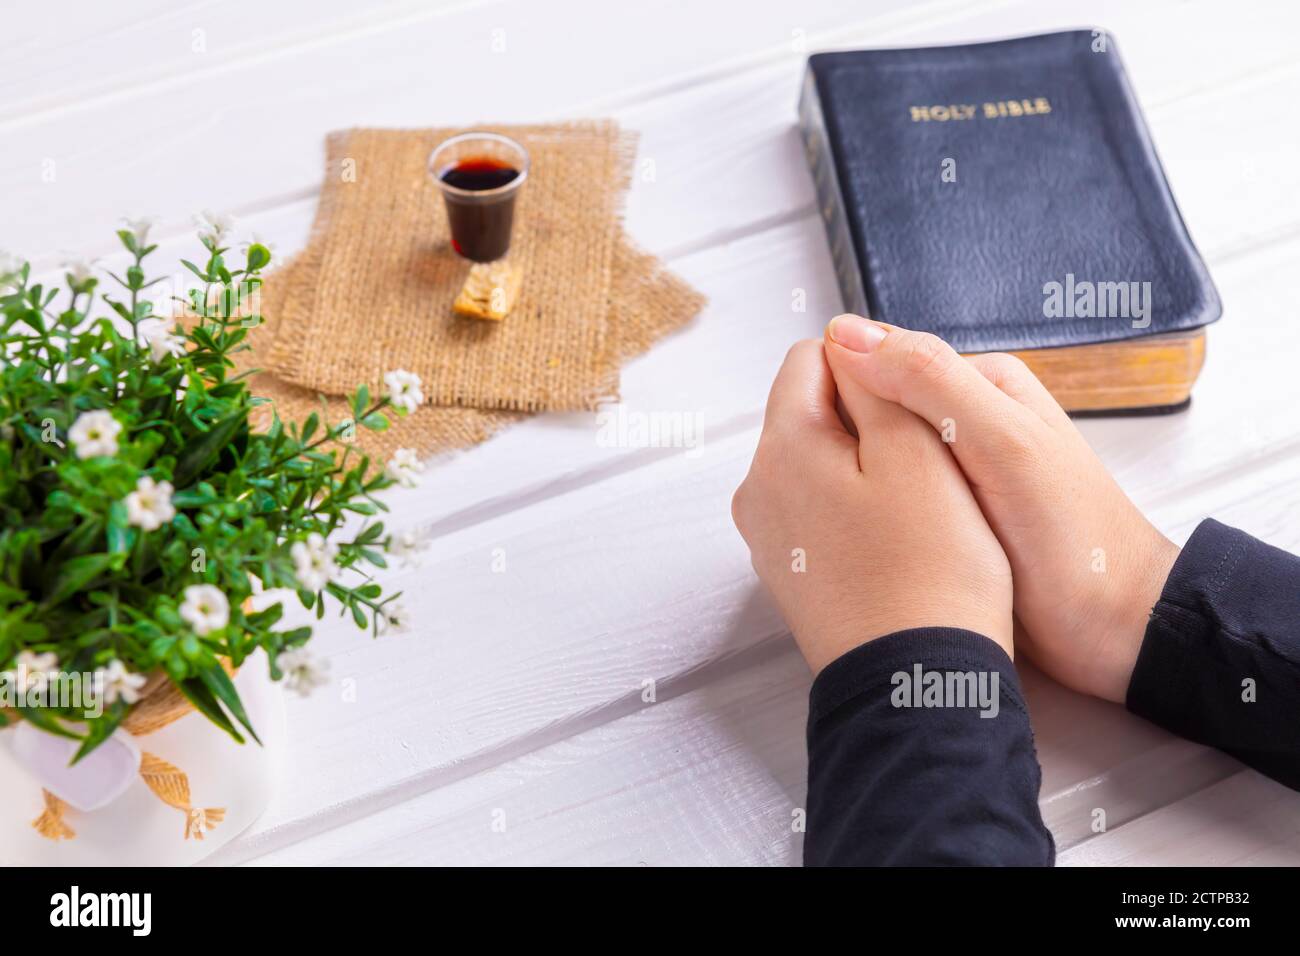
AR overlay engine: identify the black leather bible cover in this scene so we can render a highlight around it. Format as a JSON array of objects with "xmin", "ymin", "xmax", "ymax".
[{"xmin": 798, "ymin": 30, "xmax": 1221, "ymax": 352}]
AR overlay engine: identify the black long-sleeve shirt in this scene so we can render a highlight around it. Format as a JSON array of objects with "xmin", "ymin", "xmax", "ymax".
[{"xmin": 804, "ymin": 519, "xmax": 1300, "ymax": 866}]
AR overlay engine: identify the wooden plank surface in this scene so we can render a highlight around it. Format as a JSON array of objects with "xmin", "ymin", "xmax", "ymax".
[
  {"xmin": 220, "ymin": 235, "xmax": 1300, "ymax": 865},
  {"xmin": 5, "ymin": 0, "xmax": 1299, "ymax": 865},
  {"xmin": 1059, "ymin": 771, "xmax": 1300, "ymax": 867}
]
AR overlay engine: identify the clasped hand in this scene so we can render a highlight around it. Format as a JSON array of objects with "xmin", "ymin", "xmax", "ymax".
[{"xmin": 732, "ymin": 314, "xmax": 1178, "ymax": 701}]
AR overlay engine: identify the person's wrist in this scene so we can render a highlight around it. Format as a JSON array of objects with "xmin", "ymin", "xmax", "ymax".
[
  {"xmin": 797, "ymin": 591, "xmax": 1012, "ymax": 676},
  {"xmin": 1095, "ymin": 527, "xmax": 1180, "ymax": 703}
]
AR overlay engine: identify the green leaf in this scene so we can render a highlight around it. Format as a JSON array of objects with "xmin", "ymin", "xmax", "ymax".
[
  {"xmin": 42, "ymin": 553, "xmax": 115, "ymax": 607},
  {"xmin": 48, "ymin": 519, "xmax": 104, "ymax": 565},
  {"xmin": 360, "ymin": 412, "xmax": 389, "ymax": 432},
  {"xmin": 16, "ymin": 706, "xmax": 81, "ymax": 741},
  {"xmin": 171, "ymin": 488, "xmax": 216, "ymax": 508},
  {"xmin": 245, "ymin": 243, "xmax": 272, "ymax": 271},
  {"xmin": 246, "ymin": 602, "xmax": 284, "ymax": 629},
  {"xmin": 180, "ymin": 259, "xmax": 209, "ymax": 281},
  {"xmin": 107, "ymin": 298, "xmax": 133, "ymax": 322},
  {"xmin": 71, "ymin": 711, "xmax": 127, "ymax": 764},
  {"xmin": 106, "ymin": 500, "xmax": 132, "ymax": 554},
  {"xmin": 356, "ymin": 522, "xmax": 385, "ymax": 544},
  {"xmin": 148, "ymin": 634, "xmax": 177, "ymax": 659},
  {"xmin": 177, "ymin": 677, "xmax": 245, "ymax": 745},
  {"xmin": 197, "ymin": 664, "xmax": 261, "ymax": 744},
  {"xmin": 173, "ymin": 412, "xmax": 245, "ymax": 488}
]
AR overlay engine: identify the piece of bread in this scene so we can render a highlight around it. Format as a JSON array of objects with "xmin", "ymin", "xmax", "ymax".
[{"xmin": 453, "ymin": 259, "xmax": 524, "ymax": 321}]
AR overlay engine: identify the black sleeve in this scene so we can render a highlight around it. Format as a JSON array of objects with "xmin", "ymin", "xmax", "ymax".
[
  {"xmin": 1127, "ymin": 518, "xmax": 1300, "ymax": 789},
  {"xmin": 804, "ymin": 628, "xmax": 1054, "ymax": 866}
]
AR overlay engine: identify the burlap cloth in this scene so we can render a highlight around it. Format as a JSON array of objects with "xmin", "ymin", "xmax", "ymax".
[
  {"xmin": 271, "ymin": 123, "xmax": 643, "ymax": 410},
  {"xmin": 246, "ymin": 122, "xmax": 705, "ymax": 459}
]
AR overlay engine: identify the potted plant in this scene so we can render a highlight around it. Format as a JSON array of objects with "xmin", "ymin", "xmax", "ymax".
[{"xmin": 0, "ymin": 217, "xmax": 424, "ymax": 856}]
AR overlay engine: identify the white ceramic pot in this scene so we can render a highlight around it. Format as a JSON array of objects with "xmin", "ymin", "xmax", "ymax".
[{"xmin": 0, "ymin": 652, "xmax": 284, "ymax": 865}]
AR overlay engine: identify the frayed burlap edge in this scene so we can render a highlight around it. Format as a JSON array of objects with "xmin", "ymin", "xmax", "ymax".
[
  {"xmin": 246, "ymin": 238, "xmax": 705, "ymax": 460},
  {"xmin": 247, "ymin": 255, "xmax": 523, "ymax": 461}
]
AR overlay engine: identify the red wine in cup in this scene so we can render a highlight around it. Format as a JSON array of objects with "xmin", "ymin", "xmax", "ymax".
[{"xmin": 440, "ymin": 157, "xmax": 520, "ymax": 262}]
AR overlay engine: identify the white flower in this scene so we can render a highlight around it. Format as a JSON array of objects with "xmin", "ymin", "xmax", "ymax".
[
  {"xmin": 142, "ymin": 324, "xmax": 186, "ymax": 363},
  {"xmin": 69, "ymin": 410, "xmax": 122, "ymax": 459},
  {"xmin": 122, "ymin": 216, "xmax": 157, "ymax": 247},
  {"xmin": 383, "ymin": 369, "xmax": 424, "ymax": 413},
  {"xmin": 4, "ymin": 650, "xmax": 59, "ymax": 693},
  {"xmin": 278, "ymin": 647, "xmax": 330, "ymax": 697},
  {"xmin": 245, "ymin": 574, "xmax": 293, "ymax": 614},
  {"xmin": 124, "ymin": 476, "xmax": 176, "ymax": 531},
  {"xmin": 62, "ymin": 256, "xmax": 97, "ymax": 286},
  {"xmin": 291, "ymin": 532, "xmax": 338, "ymax": 591},
  {"xmin": 379, "ymin": 602, "xmax": 411, "ymax": 635},
  {"xmin": 388, "ymin": 528, "xmax": 431, "ymax": 568},
  {"xmin": 194, "ymin": 209, "xmax": 235, "ymax": 247},
  {"xmin": 96, "ymin": 659, "xmax": 148, "ymax": 705},
  {"xmin": 384, "ymin": 448, "xmax": 425, "ymax": 488},
  {"xmin": 179, "ymin": 584, "xmax": 230, "ymax": 636}
]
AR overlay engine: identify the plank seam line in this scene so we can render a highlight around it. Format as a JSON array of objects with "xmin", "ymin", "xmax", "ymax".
[
  {"xmin": 1140, "ymin": 431, "xmax": 1300, "ymax": 518},
  {"xmin": 22, "ymin": 0, "xmax": 1300, "ymax": 265},
  {"xmin": 399, "ymin": 209, "xmax": 1300, "ymax": 544},
  {"xmin": 0, "ymin": 0, "xmax": 508, "ymax": 130},
  {"xmin": 1042, "ymin": 742, "xmax": 1242, "ymax": 853},
  {"xmin": 575, "ymin": 0, "xmax": 1023, "ymax": 116},
  {"xmin": 25, "ymin": 206, "xmax": 1300, "ymax": 548},
  {"xmin": 1056, "ymin": 767, "xmax": 1259, "ymax": 864},
  {"xmin": 282, "ymin": 204, "xmax": 1300, "ymax": 544},
  {"xmin": 1202, "ymin": 219, "xmax": 1300, "ymax": 269},
  {"xmin": 410, "ymin": 409, "xmax": 763, "ymax": 542},
  {"xmin": 15, "ymin": 0, "xmax": 1016, "ymax": 270},
  {"xmin": 208, "ymin": 631, "xmax": 802, "ymax": 865},
  {"xmin": 29, "ymin": 31, "xmax": 1299, "ymax": 272},
  {"xmin": 0, "ymin": 0, "xmax": 995, "ymax": 131},
  {"xmin": 1144, "ymin": 55, "xmax": 1300, "ymax": 115}
]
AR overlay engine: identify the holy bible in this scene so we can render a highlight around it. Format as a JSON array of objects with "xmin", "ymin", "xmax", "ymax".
[{"xmin": 798, "ymin": 30, "xmax": 1221, "ymax": 413}]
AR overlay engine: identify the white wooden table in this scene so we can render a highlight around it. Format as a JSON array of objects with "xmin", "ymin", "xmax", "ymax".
[{"xmin": 6, "ymin": 0, "xmax": 1300, "ymax": 866}]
